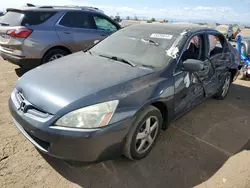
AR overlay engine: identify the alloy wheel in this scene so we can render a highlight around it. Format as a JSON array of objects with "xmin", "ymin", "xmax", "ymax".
[
  {"xmin": 49, "ymin": 54, "xmax": 64, "ymax": 62},
  {"xmin": 222, "ymin": 76, "xmax": 230, "ymax": 97},
  {"xmin": 135, "ymin": 116, "xmax": 159, "ymax": 154}
]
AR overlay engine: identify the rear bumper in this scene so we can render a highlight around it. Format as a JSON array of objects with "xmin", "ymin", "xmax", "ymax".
[{"xmin": 0, "ymin": 51, "xmax": 41, "ymax": 68}]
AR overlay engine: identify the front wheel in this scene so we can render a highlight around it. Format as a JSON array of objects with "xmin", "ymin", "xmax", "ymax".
[
  {"xmin": 123, "ymin": 106, "xmax": 162, "ymax": 160},
  {"xmin": 214, "ymin": 72, "xmax": 232, "ymax": 100}
]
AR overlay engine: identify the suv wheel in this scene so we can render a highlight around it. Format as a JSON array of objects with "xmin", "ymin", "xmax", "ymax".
[
  {"xmin": 123, "ymin": 106, "xmax": 162, "ymax": 160},
  {"xmin": 42, "ymin": 48, "xmax": 69, "ymax": 64}
]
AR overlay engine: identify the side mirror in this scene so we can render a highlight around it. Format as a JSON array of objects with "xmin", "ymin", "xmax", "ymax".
[{"xmin": 183, "ymin": 59, "xmax": 204, "ymax": 72}]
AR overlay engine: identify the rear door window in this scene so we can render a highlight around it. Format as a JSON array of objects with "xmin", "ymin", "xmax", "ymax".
[
  {"xmin": 59, "ymin": 12, "xmax": 93, "ymax": 29},
  {"xmin": 0, "ymin": 11, "xmax": 56, "ymax": 26}
]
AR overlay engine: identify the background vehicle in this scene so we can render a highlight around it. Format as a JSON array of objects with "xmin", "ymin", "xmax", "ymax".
[
  {"xmin": 238, "ymin": 29, "xmax": 250, "ymax": 58},
  {"xmin": 0, "ymin": 5, "xmax": 120, "ymax": 68},
  {"xmin": 9, "ymin": 24, "xmax": 239, "ymax": 162},
  {"xmin": 215, "ymin": 24, "xmax": 234, "ymax": 40},
  {"xmin": 237, "ymin": 34, "xmax": 250, "ymax": 80}
]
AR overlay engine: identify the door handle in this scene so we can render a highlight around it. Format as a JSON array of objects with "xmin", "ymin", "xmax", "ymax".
[{"xmin": 64, "ymin": 31, "xmax": 71, "ymax": 34}]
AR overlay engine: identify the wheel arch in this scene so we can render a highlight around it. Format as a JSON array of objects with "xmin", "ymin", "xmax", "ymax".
[
  {"xmin": 132, "ymin": 99, "xmax": 171, "ymax": 131},
  {"xmin": 228, "ymin": 68, "xmax": 238, "ymax": 82},
  {"xmin": 151, "ymin": 101, "xmax": 169, "ymax": 130},
  {"xmin": 41, "ymin": 45, "xmax": 72, "ymax": 62}
]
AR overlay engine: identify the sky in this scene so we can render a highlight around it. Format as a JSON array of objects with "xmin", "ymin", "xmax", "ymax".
[{"xmin": 1, "ymin": 0, "xmax": 250, "ymax": 24}]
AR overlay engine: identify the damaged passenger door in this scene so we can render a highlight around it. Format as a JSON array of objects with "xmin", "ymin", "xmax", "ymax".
[
  {"xmin": 205, "ymin": 33, "xmax": 232, "ymax": 95},
  {"xmin": 174, "ymin": 34, "xmax": 206, "ymax": 117}
]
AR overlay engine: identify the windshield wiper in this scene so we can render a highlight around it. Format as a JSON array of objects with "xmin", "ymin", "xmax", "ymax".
[
  {"xmin": 85, "ymin": 50, "xmax": 93, "ymax": 55},
  {"xmin": 0, "ymin": 22, "xmax": 10, "ymax": 26},
  {"xmin": 141, "ymin": 39, "xmax": 159, "ymax": 46},
  {"xmin": 98, "ymin": 54, "xmax": 136, "ymax": 67},
  {"xmin": 140, "ymin": 64, "xmax": 155, "ymax": 69}
]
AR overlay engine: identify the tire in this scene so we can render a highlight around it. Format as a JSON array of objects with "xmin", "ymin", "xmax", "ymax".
[
  {"xmin": 214, "ymin": 72, "xmax": 232, "ymax": 100},
  {"xmin": 123, "ymin": 106, "xmax": 163, "ymax": 160},
  {"xmin": 42, "ymin": 48, "xmax": 69, "ymax": 64}
]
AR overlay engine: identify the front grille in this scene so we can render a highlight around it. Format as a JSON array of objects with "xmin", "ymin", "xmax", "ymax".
[{"xmin": 15, "ymin": 91, "xmax": 50, "ymax": 118}]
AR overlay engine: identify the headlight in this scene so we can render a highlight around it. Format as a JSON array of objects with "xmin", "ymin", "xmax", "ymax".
[{"xmin": 55, "ymin": 100, "xmax": 119, "ymax": 129}]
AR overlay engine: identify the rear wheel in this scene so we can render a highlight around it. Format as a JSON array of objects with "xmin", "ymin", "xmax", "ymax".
[
  {"xmin": 123, "ymin": 106, "xmax": 162, "ymax": 160},
  {"xmin": 214, "ymin": 72, "xmax": 232, "ymax": 100},
  {"xmin": 42, "ymin": 48, "xmax": 69, "ymax": 64}
]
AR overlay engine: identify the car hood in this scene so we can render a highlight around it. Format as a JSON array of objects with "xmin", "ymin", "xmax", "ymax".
[{"xmin": 16, "ymin": 52, "xmax": 154, "ymax": 114}]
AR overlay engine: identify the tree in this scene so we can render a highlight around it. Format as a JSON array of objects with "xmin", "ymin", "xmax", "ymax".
[
  {"xmin": 151, "ymin": 17, "xmax": 156, "ymax": 22},
  {"xmin": 126, "ymin": 16, "xmax": 130, "ymax": 20}
]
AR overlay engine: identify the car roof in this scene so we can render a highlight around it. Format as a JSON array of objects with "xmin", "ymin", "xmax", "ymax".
[
  {"xmin": 6, "ymin": 6, "xmax": 104, "ymax": 14},
  {"xmin": 127, "ymin": 23, "xmax": 214, "ymax": 34}
]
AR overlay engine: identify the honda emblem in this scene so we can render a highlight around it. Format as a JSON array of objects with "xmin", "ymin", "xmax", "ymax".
[{"xmin": 19, "ymin": 102, "xmax": 26, "ymax": 112}]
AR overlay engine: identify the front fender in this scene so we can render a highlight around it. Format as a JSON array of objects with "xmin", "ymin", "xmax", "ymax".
[{"xmin": 110, "ymin": 76, "xmax": 175, "ymax": 128}]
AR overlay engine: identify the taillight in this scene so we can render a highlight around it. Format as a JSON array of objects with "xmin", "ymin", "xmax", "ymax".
[
  {"xmin": 248, "ymin": 66, "xmax": 250, "ymax": 70},
  {"xmin": 7, "ymin": 29, "xmax": 33, "ymax": 38}
]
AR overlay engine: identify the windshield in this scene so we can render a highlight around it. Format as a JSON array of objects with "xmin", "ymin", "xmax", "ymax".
[{"xmin": 90, "ymin": 25, "xmax": 179, "ymax": 68}]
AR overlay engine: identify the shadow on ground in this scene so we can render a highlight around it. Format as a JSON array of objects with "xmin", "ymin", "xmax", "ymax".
[
  {"xmin": 39, "ymin": 82, "xmax": 250, "ymax": 188},
  {"xmin": 15, "ymin": 67, "xmax": 33, "ymax": 77}
]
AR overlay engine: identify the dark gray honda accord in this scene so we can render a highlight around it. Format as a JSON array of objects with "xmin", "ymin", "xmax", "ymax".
[{"xmin": 9, "ymin": 23, "xmax": 239, "ymax": 162}]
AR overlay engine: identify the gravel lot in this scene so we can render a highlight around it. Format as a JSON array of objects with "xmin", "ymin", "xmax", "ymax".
[{"xmin": 1, "ymin": 58, "xmax": 250, "ymax": 188}]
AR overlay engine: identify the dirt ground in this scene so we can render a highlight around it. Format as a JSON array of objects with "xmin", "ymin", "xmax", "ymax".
[{"xmin": 1, "ymin": 58, "xmax": 250, "ymax": 188}]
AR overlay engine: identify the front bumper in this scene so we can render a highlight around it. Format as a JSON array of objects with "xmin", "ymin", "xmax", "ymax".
[
  {"xmin": 9, "ymin": 98, "xmax": 132, "ymax": 162},
  {"xmin": 1, "ymin": 51, "xmax": 41, "ymax": 68}
]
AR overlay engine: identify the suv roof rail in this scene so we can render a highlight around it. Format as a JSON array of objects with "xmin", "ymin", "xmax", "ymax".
[
  {"xmin": 37, "ymin": 5, "xmax": 99, "ymax": 10},
  {"xmin": 39, "ymin": 6, "xmax": 54, "ymax": 8},
  {"xmin": 37, "ymin": 5, "xmax": 104, "ymax": 13}
]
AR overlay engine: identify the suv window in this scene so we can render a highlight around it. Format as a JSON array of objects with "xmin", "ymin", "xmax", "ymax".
[
  {"xmin": 0, "ymin": 11, "xmax": 56, "ymax": 26},
  {"xmin": 59, "ymin": 12, "xmax": 92, "ymax": 29},
  {"xmin": 92, "ymin": 15, "xmax": 117, "ymax": 32},
  {"xmin": 22, "ymin": 11, "xmax": 57, "ymax": 26}
]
